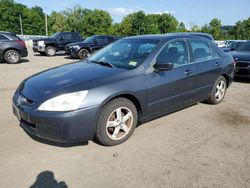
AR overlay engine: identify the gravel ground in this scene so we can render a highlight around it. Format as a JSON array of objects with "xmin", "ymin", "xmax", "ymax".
[{"xmin": 0, "ymin": 47, "xmax": 250, "ymax": 188}]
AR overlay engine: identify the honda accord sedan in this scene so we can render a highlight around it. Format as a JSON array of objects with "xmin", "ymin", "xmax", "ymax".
[{"xmin": 13, "ymin": 34, "xmax": 235, "ymax": 146}]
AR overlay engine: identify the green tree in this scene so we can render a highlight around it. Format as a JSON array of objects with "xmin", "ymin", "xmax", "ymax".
[
  {"xmin": 145, "ymin": 14, "xmax": 160, "ymax": 34},
  {"xmin": 48, "ymin": 11, "xmax": 68, "ymax": 34},
  {"xmin": 63, "ymin": 6, "xmax": 90, "ymax": 34},
  {"xmin": 82, "ymin": 9, "xmax": 112, "ymax": 36},
  {"xmin": 178, "ymin": 21, "xmax": 187, "ymax": 32},
  {"xmin": 209, "ymin": 18, "xmax": 222, "ymax": 39},
  {"xmin": 190, "ymin": 24, "xmax": 200, "ymax": 32},
  {"xmin": 158, "ymin": 13, "xmax": 178, "ymax": 33},
  {"xmin": 200, "ymin": 24, "xmax": 210, "ymax": 33}
]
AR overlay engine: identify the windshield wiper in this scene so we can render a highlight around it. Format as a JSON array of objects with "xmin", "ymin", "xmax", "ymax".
[{"xmin": 90, "ymin": 60, "xmax": 115, "ymax": 68}]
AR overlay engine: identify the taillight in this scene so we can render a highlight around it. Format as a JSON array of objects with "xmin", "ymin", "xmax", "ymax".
[{"xmin": 16, "ymin": 40, "xmax": 26, "ymax": 47}]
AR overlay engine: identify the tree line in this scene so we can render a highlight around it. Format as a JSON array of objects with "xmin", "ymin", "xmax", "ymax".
[{"xmin": 0, "ymin": 0, "xmax": 250, "ymax": 40}]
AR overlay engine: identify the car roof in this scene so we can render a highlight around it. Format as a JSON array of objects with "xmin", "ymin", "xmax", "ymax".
[
  {"xmin": 0, "ymin": 31, "xmax": 16, "ymax": 35},
  {"xmin": 124, "ymin": 33, "xmax": 214, "ymax": 41}
]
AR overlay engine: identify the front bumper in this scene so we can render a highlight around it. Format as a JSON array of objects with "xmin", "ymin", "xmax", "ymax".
[
  {"xmin": 33, "ymin": 45, "xmax": 46, "ymax": 53},
  {"xmin": 235, "ymin": 62, "xmax": 250, "ymax": 78},
  {"xmin": 65, "ymin": 48, "xmax": 79, "ymax": 58},
  {"xmin": 12, "ymin": 99, "xmax": 99, "ymax": 143}
]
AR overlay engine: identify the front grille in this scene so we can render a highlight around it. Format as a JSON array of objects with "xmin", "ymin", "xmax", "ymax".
[
  {"xmin": 21, "ymin": 118, "xmax": 36, "ymax": 128},
  {"xmin": 236, "ymin": 61, "xmax": 250, "ymax": 68}
]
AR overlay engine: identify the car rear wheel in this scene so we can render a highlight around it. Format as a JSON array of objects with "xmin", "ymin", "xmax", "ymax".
[
  {"xmin": 206, "ymin": 76, "xmax": 227, "ymax": 104},
  {"xmin": 78, "ymin": 48, "xmax": 90, "ymax": 59},
  {"xmin": 45, "ymin": 46, "xmax": 56, "ymax": 56},
  {"xmin": 95, "ymin": 98, "xmax": 138, "ymax": 146},
  {"xmin": 4, "ymin": 50, "xmax": 21, "ymax": 64}
]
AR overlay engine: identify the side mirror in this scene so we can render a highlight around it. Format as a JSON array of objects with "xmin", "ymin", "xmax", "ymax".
[
  {"xmin": 154, "ymin": 61, "xmax": 174, "ymax": 71},
  {"xmin": 59, "ymin": 36, "xmax": 64, "ymax": 41}
]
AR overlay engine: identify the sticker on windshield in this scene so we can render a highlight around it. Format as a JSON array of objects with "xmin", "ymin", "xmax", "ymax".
[{"xmin": 129, "ymin": 61, "xmax": 137, "ymax": 66}]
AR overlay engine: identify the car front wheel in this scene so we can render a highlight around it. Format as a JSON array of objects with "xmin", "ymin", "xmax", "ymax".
[
  {"xmin": 78, "ymin": 48, "xmax": 90, "ymax": 59},
  {"xmin": 95, "ymin": 98, "xmax": 138, "ymax": 146},
  {"xmin": 4, "ymin": 50, "xmax": 21, "ymax": 64},
  {"xmin": 206, "ymin": 76, "xmax": 227, "ymax": 104}
]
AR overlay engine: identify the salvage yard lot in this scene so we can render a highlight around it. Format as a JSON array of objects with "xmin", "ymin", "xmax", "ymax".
[{"xmin": 0, "ymin": 47, "xmax": 250, "ymax": 188}]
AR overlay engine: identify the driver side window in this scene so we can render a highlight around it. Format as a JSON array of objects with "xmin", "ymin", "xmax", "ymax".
[{"xmin": 156, "ymin": 40, "xmax": 189, "ymax": 67}]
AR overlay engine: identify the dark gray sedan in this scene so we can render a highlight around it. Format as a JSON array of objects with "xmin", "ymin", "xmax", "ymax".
[{"xmin": 13, "ymin": 34, "xmax": 234, "ymax": 146}]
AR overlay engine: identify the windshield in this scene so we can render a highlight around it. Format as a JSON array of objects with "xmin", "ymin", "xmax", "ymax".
[
  {"xmin": 236, "ymin": 42, "xmax": 250, "ymax": 52},
  {"xmin": 88, "ymin": 39, "xmax": 160, "ymax": 69},
  {"xmin": 51, "ymin": 32, "xmax": 61, "ymax": 39},
  {"xmin": 84, "ymin": 36, "xmax": 96, "ymax": 43}
]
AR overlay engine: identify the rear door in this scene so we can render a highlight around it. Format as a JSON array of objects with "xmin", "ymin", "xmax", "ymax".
[
  {"xmin": 146, "ymin": 39, "xmax": 195, "ymax": 117},
  {"xmin": 0, "ymin": 34, "xmax": 10, "ymax": 58},
  {"xmin": 188, "ymin": 39, "xmax": 222, "ymax": 101},
  {"xmin": 57, "ymin": 33, "xmax": 72, "ymax": 50}
]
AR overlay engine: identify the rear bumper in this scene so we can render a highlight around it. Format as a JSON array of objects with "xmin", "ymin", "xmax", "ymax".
[
  {"xmin": 20, "ymin": 48, "xmax": 28, "ymax": 57},
  {"xmin": 66, "ymin": 48, "xmax": 79, "ymax": 58},
  {"xmin": 13, "ymin": 102, "xmax": 99, "ymax": 143}
]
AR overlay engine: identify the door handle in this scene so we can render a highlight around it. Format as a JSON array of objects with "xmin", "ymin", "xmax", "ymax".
[{"xmin": 185, "ymin": 69, "xmax": 193, "ymax": 76}]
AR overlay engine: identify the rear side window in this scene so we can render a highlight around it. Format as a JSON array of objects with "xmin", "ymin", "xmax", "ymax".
[
  {"xmin": 72, "ymin": 33, "xmax": 80, "ymax": 40},
  {"xmin": 96, "ymin": 36, "xmax": 108, "ymax": 44},
  {"xmin": 190, "ymin": 40, "xmax": 214, "ymax": 62},
  {"xmin": 0, "ymin": 34, "xmax": 8, "ymax": 40}
]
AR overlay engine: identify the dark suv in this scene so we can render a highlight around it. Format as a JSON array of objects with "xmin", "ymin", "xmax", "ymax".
[
  {"xmin": 0, "ymin": 32, "xmax": 28, "ymax": 64},
  {"xmin": 33, "ymin": 32, "xmax": 82, "ymax": 56},
  {"xmin": 65, "ymin": 35, "xmax": 120, "ymax": 59}
]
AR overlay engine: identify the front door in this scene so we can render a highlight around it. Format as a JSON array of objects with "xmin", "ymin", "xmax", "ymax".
[{"xmin": 146, "ymin": 39, "xmax": 195, "ymax": 118}]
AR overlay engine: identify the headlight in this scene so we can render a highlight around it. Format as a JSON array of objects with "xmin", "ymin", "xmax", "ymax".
[
  {"xmin": 38, "ymin": 91, "xmax": 88, "ymax": 112},
  {"xmin": 72, "ymin": 45, "xmax": 80, "ymax": 49},
  {"xmin": 38, "ymin": 41, "xmax": 45, "ymax": 46}
]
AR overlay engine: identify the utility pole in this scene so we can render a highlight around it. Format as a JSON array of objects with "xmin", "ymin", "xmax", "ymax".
[
  {"xmin": 45, "ymin": 13, "xmax": 48, "ymax": 36},
  {"xmin": 19, "ymin": 14, "xmax": 23, "ymax": 35}
]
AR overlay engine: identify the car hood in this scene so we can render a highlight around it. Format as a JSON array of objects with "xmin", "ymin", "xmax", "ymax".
[
  {"xmin": 19, "ymin": 61, "xmax": 126, "ymax": 101},
  {"xmin": 229, "ymin": 51, "xmax": 250, "ymax": 61},
  {"xmin": 70, "ymin": 41, "xmax": 91, "ymax": 46}
]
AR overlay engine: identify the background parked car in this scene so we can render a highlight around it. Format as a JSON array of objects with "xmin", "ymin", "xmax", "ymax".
[
  {"xmin": 0, "ymin": 31, "xmax": 28, "ymax": 64},
  {"xmin": 223, "ymin": 41, "xmax": 246, "ymax": 52},
  {"xmin": 229, "ymin": 41, "xmax": 250, "ymax": 78},
  {"xmin": 65, "ymin": 35, "xmax": 121, "ymax": 59},
  {"xmin": 215, "ymin": 40, "xmax": 226, "ymax": 48},
  {"xmin": 33, "ymin": 32, "xmax": 83, "ymax": 56}
]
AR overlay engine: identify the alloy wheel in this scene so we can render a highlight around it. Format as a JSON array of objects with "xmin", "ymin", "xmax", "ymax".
[
  {"xmin": 215, "ymin": 80, "xmax": 226, "ymax": 101},
  {"xmin": 106, "ymin": 107, "xmax": 133, "ymax": 141},
  {"xmin": 7, "ymin": 51, "xmax": 19, "ymax": 63}
]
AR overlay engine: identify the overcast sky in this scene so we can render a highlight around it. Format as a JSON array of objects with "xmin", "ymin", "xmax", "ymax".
[{"xmin": 16, "ymin": 0, "xmax": 250, "ymax": 27}]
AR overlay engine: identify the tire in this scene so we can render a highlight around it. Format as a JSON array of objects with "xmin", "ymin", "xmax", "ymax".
[
  {"xmin": 45, "ymin": 46, "xmax": 56, "ymax": 56},
  {"xmin": 206, "ymin": 76, "xmax": 227, "ymax": 104},
  {"xmin": 95, "ymin": 98, "xmax": 138, "ymax": 146},
  {"xmin": 78, "ymin": 48, "xmax": 90, "ymax": 59},
  {"xmin": 4, "ymin": 49, "xmax": 21, "ymax": 64},
  {"xmin": 39, "ymin": 52, "xmax": 46, "ymax": 56}
]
